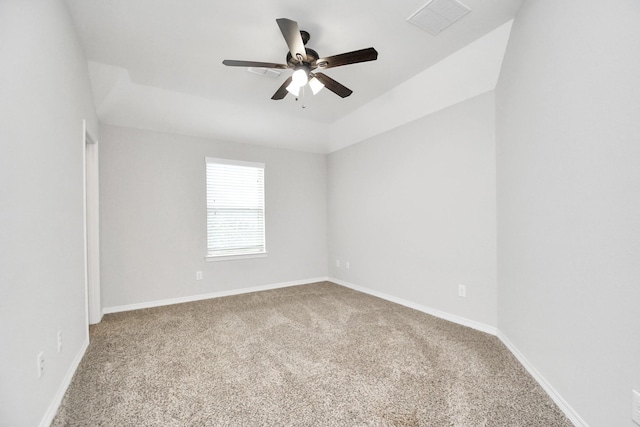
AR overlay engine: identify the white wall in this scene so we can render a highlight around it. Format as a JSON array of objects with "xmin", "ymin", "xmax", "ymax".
[
  {"xmin": 328, "ymin": 92, "xmax": 497, "ymax": 329},
  {"xmin": 99, "ymin": 125, "xmax": 328, "ymax": 309},
  {"xmin": 0, "ymin": 0, "xmax": 98, "ymax": 426},
  {"xmin": 496, "ymin": 0, "xmax": 640, "ymax": 426}
]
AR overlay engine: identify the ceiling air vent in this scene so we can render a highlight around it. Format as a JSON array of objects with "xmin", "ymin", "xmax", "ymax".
[
  {"xmin": 247, "ymin": 67, "xmax": 281, "ymax": 79},
  {"xmin": 407, "ymin": 0, "xmax": 471, "ymax": 35}
]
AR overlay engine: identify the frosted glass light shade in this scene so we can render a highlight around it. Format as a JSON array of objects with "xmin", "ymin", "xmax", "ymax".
[
  {"xmin": 286, "ymin": 82, "xmax": 300, "ymax": 96},
  {"xmin": 291, "ymin": 69, "xmax": 308, "ymax": 86},
  {"xmin": 308, "ymin": 77, "xmax": 325, "ymax": 95}
]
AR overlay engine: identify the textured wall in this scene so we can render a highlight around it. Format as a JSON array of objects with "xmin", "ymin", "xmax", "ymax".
[
  {"xmin": 0, "ymin": 0, "xmax": 98, "ymax": 425},
  {"xmin": 328, "ymin": 92, "xmax": 497, "ymax": 328},
  {"xmin": 99, "ymin": 125, "xmax": 328, "ymax": 309},
  {"xmin": 496, "ymin": 0, "xmax": 640, "ymax": 425}
]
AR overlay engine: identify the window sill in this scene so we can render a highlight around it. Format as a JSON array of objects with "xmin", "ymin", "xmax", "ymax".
[{"xmin": 205, "ymin": 252, "xmax": 268, "ymax": 262}]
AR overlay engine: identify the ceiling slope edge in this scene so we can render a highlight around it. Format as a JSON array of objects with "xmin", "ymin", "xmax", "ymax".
[
  {"xmin": 326, "ymin": 19, "xmax": 514, "ymax": 153},
  {"xmin": 87, "ymin": 62, "xmax": 332, "ymax": 153}
]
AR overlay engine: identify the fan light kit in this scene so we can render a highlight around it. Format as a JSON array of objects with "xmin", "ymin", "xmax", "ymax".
[{"xmin": 223, "ymin": 18, "xmax": 378, "ymax": 100}]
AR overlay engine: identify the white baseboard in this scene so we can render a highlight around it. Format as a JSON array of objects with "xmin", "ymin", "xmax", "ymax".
[
  {"xmin": 39, "ymin": 336, "xmax": 89, "ymax": 427},
  {"xmin": 329, "ymin": 277, "xmax": 497, "ymax": 335},
  {"xmin": 103, "ymin": 277, "xmax": 330, "ymax": 314},
  {"xmin": 497, "ymin": 332, "xmax": 588, "ymax": 427}
]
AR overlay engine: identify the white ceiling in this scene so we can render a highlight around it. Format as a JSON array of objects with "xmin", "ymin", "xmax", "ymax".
[{"xmin": 64, "ymin": 0, "xmax": 523, "ymax": 153}]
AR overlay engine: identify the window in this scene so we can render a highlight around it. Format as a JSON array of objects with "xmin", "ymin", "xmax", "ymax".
[{"xmin": 205, "ymin": 158, "xmax": 266, "ymax": 260}]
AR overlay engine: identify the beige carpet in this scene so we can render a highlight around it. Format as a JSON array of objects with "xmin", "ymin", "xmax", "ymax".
[{"xmin": 53, "ymin": 282, "xmax": 572, "ymax": 426}]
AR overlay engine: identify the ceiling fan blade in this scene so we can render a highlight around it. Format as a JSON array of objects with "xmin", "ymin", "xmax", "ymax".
[
  {"xmin": 313, "ymin": 73, "xmax": 353, "ymax": 98},
  {"xmin": 222, "ymin": 60, "xmax": 289, "ymax": 69},
  {"xmin": 276, "ymin": 18, "xmax": 307, "ymax": 62},
  {"xmin": 316, "ymin": 47, "xmax": 378, "ymax": 70},
  {"xmin": 271, "ymin": 76, "xmax": 293, "ymax": 100}
]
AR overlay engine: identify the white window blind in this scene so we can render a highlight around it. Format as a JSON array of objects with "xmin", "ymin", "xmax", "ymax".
[{"xmin": 206, "ymin": 158, "xmax": 265, "ymax": 258}]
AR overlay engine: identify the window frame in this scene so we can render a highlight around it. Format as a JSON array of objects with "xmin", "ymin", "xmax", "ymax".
[{"xmin": 204, "ymin": 157, "xmax": 267, "ymax": 262}]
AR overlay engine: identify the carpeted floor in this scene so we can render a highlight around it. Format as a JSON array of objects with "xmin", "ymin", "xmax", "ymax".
[{"xmin": 53, "ymin": 282, "xmax": 573, "ymax": 426}]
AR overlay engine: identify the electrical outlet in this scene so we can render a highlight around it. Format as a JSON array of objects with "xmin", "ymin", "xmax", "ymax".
[
  {"xmin": 57, "ymin": 330, "xmax": 63, "ymax": 353},
  {"xmin": 458, "ymin": 284, "xmax": 466, "ymax": 298},
  {"xmin": 633, "ymin": 390, "xmax": 640, "ymax": 425},
  {"xmin": 346, "ymin": 262, "xmax": 350, "ymax": 270},
  {"xmin": 196, "ymin": 271, "xmax": 203, "ymax": 280},
  {"xmin": 37, "ymin": 352, "xmax": 44, "ymax": 378},
  {"xmin": 336, "ymin": 260, "xmax": 340, "ymax": 268}
]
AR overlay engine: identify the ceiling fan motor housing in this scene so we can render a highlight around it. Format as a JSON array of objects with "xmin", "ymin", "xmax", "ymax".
[
  {"xmin": 300, "ymin": 30, "xmax": 310, "ymax": 45},
  {"xmin": 287, "ymin": 47, "xmax": 319, "ymax": 68}
]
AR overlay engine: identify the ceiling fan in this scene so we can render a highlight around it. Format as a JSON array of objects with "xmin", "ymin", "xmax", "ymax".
[{"xmin": 222, "ymin": 18, "xmax": 378, "ymax": 100}]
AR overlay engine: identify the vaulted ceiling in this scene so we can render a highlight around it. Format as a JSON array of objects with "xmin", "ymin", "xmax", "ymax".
[{"xmin": 64, "ymin": 0, "xmax": 523, "ymax": 152}]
